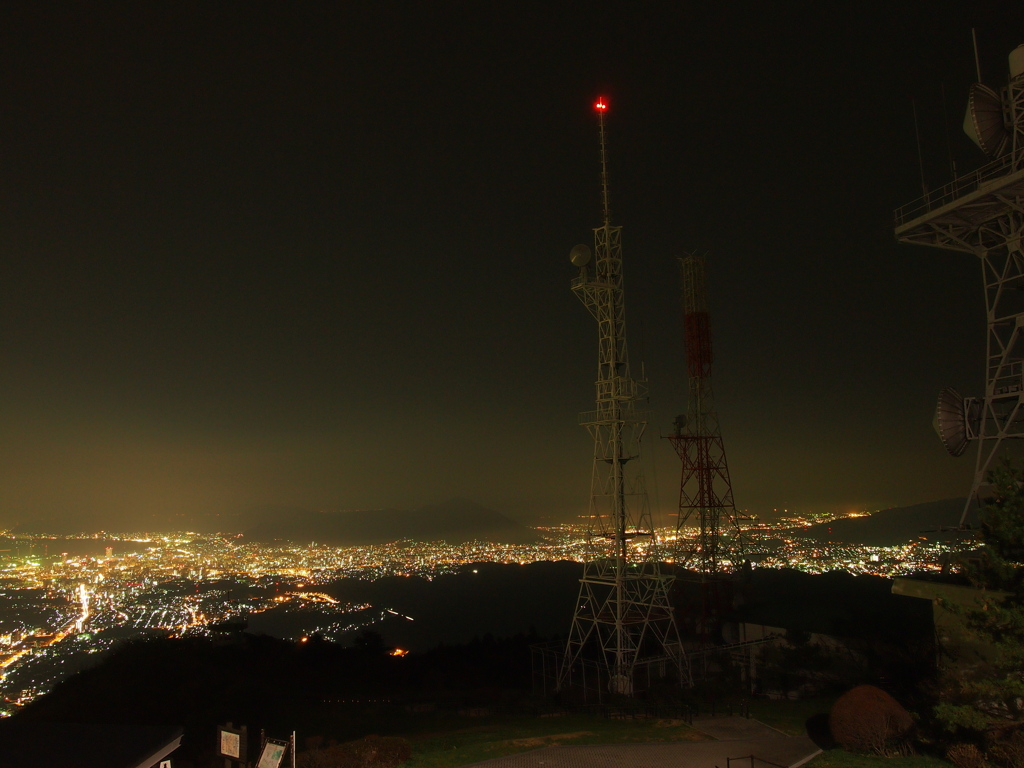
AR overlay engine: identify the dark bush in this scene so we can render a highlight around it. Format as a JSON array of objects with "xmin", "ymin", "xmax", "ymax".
[
  {"xmin": 297, "ymin": 735, "xmax": 411, "ymax": 768},
  {"xmin": 989, "ymin": 732, "xmax": 1024, "ymax": 768},
  {"xmin": 947, "ymin": 743, "xmax": 988, "ymax": 768},
  {"xmin": 829, "ymin": 684, "xmax": 914, "ymax": 754}
]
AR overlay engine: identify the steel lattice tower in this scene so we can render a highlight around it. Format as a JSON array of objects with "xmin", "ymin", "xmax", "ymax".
[
  {"xmin": 666, "ymin": 254, "xmax": 745, "ymax": 576},
  {"xmin": 559, "ymin": 98, "xmax": 688, "ymax": 697},
  {"xmin": 896, "ymin": 44, "xmax": 1024, "ymax": 524}
]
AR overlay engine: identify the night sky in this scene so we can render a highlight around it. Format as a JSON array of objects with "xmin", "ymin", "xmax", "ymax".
[{"xmin": 1, "ymin": 3, "xmax": 1021, "ymax": 532}]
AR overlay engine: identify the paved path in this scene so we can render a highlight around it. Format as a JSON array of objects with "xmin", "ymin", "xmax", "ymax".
[
  {"xmin": 463, "ymin": 718, "xmax": 821, "ymax": 768},
  {"xmin": 690, "ymin": 716, "xmax": 791, "ymax": 741}
]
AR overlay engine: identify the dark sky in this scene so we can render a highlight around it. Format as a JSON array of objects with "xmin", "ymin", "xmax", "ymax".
[{"xmin": 0, "ymin": 3, "xmax": 1021, "ymax": 532}]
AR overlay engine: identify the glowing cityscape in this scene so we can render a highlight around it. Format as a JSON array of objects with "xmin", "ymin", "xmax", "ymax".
[{"xmin": 0, "ymin": 510, "xmax": 964, "ymax": 714}]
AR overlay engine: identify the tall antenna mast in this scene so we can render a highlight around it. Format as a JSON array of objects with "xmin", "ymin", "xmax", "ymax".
[
  {"xmin": 597, "ymin": 98, "xmax": 611, "ymax": 227},
  {"xmin": 559, "ymin": 97, "xmax": 689, "ymax": 699}
]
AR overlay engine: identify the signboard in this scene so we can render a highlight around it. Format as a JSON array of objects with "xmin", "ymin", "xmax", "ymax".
[
  {"xmin": 256, "ymin": 741, "xmax": 287, "ymax": 768},
  {"xmin": 220, "ymin": 730, "xmax": 241, "ymax": 759},
  {"xmin": 217, "ymin": 724, "xmax": 247, "ymax": 761}
]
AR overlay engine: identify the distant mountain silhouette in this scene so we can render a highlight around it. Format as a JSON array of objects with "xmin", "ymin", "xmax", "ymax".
[
  {"xmin": 244, "ymin": 498, "xmax": 539, "ymax": 545},
  {"xmin": 802, "ymin": 498, "xmax": 979, "ymax": 546}
]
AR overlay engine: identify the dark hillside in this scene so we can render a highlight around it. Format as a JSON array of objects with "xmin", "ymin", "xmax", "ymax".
[
  {"xmin": 732, "ymin": 569, "xmax": 931, "ymax": 638},
  {"xmin": 729, "ymin": 569, "xmax": 935, "ymax": 694},
  {"xmin": 319, "ymin": 561, "xmax": 583, "ymax": 649},
  {"xmin": 6, "ymin": 630, "xmax": 542, "ymax": 766},
  {"xmin": 802, "ymin": 498, "xmax": 978, "ymax": 546}
]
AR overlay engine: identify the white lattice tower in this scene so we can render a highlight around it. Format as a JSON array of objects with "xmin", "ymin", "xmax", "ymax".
[
  {"xmin": 559, "ymin": 98, "xmax": 689, "ymax": 696},
  {"xmin": 896, "ymin": 44, "xmax": 1024, "ymax": 524}
]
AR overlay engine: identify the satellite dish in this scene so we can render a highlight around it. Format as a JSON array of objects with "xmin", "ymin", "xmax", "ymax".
[
  {"xmin": 570, "ymin": 244, "xmax": 592, "ymax": 267},
  {"xmin": 963, "ymin": 83, "xmax": 1009, "ymax": 158},
  {"xmin": 934, "ymin": 387, "xmax": 980, "ymax": 457},
  {"xmin": 673, "ymin": 414, "xmax": 687, "ymax": 431}
]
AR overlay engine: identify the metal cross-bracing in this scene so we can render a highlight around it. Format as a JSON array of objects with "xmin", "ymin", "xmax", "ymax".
[
  {"xmin": 559, "ymin": 101, "xmax": 689, "ymax": 698},
  {"xmin": 670, "ymin": 431, "xmax": 740, "ymax": 573},
  {"xmin": 897, "ymin": 170, "xmax": 1024, "ymax": 522},
  {"xmin": 1010, "ymin": 68, "xmax": 1024, "ymax": 166},
  {"xmin": 895, "ymin": 52, "xmax": 1024, "ymax": 525},
  {"xmin": 666, "ymin": 254, "xmax": 746, "ymax": 576}
]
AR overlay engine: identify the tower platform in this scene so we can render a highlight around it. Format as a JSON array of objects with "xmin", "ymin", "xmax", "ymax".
[{"xmin": 895, "ymin": 158, "xmax": 1024, "ymax": 248}]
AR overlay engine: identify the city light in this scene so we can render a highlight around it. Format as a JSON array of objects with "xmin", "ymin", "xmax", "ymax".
[{"xmin": 0, "ymin": 510, "xmax": 967, "ymax": 712}]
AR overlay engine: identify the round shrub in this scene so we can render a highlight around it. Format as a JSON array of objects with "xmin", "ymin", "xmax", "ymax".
[{"xmin": 829, "ymin": 684, "xmax": 914, "ymax": 754}]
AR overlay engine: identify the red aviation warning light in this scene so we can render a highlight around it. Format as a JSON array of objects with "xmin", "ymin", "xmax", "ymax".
[{"xmin": 594, "ymin": 97, "xmax": 607, "ymax": 111}]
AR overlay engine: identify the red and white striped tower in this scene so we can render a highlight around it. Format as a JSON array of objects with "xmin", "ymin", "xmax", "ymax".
[{"xmin": 667, "ymin": 254, "xmax": 746, "ymax": 580}]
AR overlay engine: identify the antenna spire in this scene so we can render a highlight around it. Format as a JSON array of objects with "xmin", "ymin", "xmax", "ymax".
[
  {"xmin": 595, "ymin": 97, "xmax": 611, "ymax": 226},
  {"xmin": 972, "ymin": 28, "xmax": 982, "ymax": 83}
]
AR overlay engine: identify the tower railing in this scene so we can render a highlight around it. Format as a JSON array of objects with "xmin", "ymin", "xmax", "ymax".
[
  {"xmin": 992, "ymin": 361, "xmax": 1024, "ymax": 396},
  {"xmin": 893, "ymin": 154, "xmax": 1017, "ymax": 226},
  {"xmin": 571, "ymin": 273, "xmax": 616, "ymax": 291}
]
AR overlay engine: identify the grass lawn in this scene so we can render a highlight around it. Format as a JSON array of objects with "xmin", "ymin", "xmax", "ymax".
[
  {"xmin": 397, "ymin": 699, "xmax": 957, "ymax": 768},
  {"xmin": 744, "ymin": 696, "xmax": 835, "ymax": 736},
  {"xmin": 808, "ymin": 750, "xmax": 953, "ymax": 768},
  {"xmin": 404, "ymin": 712, "xmax": 708, "ymax": 768}
]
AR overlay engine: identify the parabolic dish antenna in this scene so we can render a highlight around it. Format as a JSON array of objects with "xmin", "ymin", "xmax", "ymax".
[
  {"xmin": 963, "ymin": 82, "xmax": 1009, "ymax": 158},
  {"xmin": 570, "ymin": 243, "xmax": 592, "ymax": 267},
  {"xmin": 934, "ymin": 387, "xmax": 980, "ymax": 458}
]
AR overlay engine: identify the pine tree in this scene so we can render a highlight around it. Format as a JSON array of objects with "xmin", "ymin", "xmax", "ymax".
[{"xmin": 935, "ymin": 462, "xmax": 1024, "ymax": 736}]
